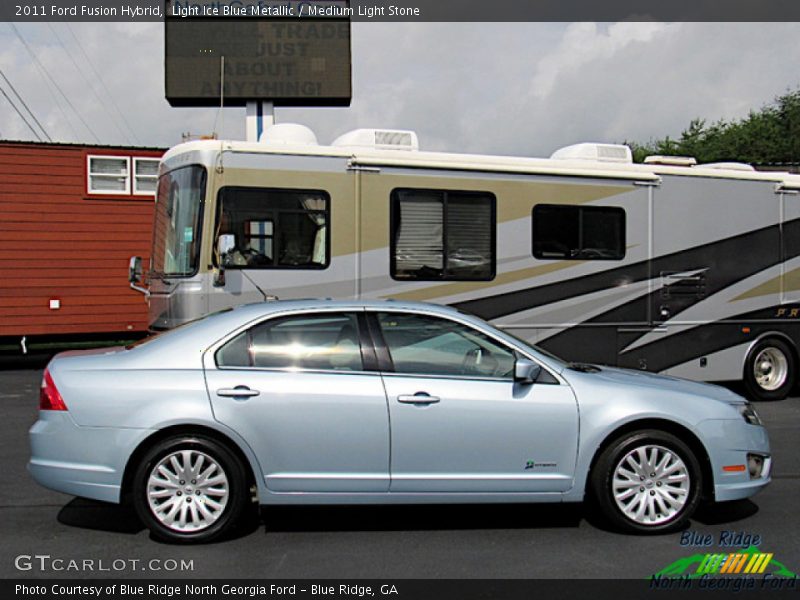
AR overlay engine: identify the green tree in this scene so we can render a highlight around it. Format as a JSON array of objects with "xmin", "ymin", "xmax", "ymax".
[{"xmin": 628, "ymin": 88, "xmax": 800, "ymax": 164}]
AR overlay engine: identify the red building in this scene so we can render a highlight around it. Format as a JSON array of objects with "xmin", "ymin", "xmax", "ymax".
[{"xmin": 0, "ymin": 141, "xmax": 164, "ymax": 347}]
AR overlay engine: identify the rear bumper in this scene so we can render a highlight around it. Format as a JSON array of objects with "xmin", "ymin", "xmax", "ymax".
[
  {"xmin": 696, "ymin": 418, "xmax": 771, "ymax": 503},
  {"xmin": 28, "ymin": 411, "xmax": 153, "ymax": 504}
]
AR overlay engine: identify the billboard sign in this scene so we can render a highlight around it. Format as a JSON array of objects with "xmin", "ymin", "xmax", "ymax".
[{"xmin": 165, "ymin": 1, "xmax": 352, "ymax": 107}]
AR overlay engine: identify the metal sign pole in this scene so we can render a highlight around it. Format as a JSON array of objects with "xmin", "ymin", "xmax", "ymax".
[{"xmin": 246, "ymin": 101, "xmax": 275, "ymax": 142}]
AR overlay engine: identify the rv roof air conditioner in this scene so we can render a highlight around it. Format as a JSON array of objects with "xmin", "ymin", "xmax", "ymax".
[
  {"xmin": 644, "ymin": 155, "xmax": 697, "ymax": 167},
  {"xmin": 332, "ymin": 128, "xmax": 419, "ymax": 151},
  {"xmin": 259, "ymin": 123, "xmax": 319, "ymax": 146},
  {"xmin": 696, "ymin": 162, "xmax": 755, "ymax": 172},
  {"xmin": 550, "ymin": 143, "xmax": 632, "ymax": 164}
]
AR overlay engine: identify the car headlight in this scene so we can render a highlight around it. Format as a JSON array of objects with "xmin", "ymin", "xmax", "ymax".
[{"xmin": 739, "ymin": 404, "xmax": 763, "ymax": 426}]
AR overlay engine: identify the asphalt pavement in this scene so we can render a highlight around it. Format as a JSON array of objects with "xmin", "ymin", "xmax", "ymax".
[{"xmin": 1, "ymin": 365, "xmax": 799, "ymax": 579}]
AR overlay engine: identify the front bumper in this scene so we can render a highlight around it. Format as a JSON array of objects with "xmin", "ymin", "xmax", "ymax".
[
  {"xmin": 696, "ymin": 418, "xmax": 771, "ymax": 503},
  {"xmin": 28, "ymin": 410, "xmax": 153, "ymax": 504}
]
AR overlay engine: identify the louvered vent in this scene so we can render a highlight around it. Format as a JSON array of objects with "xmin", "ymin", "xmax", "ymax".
[
  {"xmin": 550, "ymin": 143, "xmax": 633, "ymax": 163},
  {"xmin": 332, "ymin": 128, "xmax": 419, "ymax": 151},
  {"xmin": 597, "ymin": 145, "xmax": 630, "ymax": 161},
  {"xmin": 375, "ymin": 130, "xmax": 413, "ymax": 148}
]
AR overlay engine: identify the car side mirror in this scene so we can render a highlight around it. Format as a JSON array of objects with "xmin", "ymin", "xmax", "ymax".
[
  {"xmin": 129, "ymin": 256, "xmax": 142, "ymax": 284},
  {"xmin": 514, "ymin": 358, "xmax": 541, "ymax": 384}
]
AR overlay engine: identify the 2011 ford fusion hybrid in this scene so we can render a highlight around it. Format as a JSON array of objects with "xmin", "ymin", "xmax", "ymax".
[{"xmin": 29, "ymin": 300, "xmax": 771, "ymax": 542}]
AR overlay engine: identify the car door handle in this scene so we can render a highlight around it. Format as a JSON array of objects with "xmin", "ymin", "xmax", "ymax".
[
  {"xmin": 216, "ymin": 386, "xmax": 260, "ymax": 398},
  {"xmin": 397, "ymin": 393, "xmax": 440, "ymax": 405}
]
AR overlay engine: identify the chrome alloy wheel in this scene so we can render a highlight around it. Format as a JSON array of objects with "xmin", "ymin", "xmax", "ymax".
[
  {"xmin": 754, "ymin": 347, "xmax": 789, "ymax": 392},
  {"xmin": 612, "ymin": 444, "xmax": 690, "ymax": 526},
  {"xmin": 146, "ymin": 450, "xmax": 229, "ymax": 533}
]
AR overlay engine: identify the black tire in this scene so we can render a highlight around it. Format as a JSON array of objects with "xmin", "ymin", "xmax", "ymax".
[
  {"xmin": 744, "ymin": 338, "xmax": 796, "ymax": 401},
  {"xmin": 591, "ymin": 430, "xmax": 702, "ymax": 534},
  {"xmin": 132, "ymin": 435, "xmax": 249, "ymax": 543}
]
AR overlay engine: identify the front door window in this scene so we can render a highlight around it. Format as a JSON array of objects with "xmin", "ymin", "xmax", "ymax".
[{"xmin": 375, "ymin": 312, "xmax": 515, "ymax": 379}]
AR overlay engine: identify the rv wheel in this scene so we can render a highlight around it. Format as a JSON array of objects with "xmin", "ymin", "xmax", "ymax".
[{"xmin": 744, "ymin": 339, "xmax": 795, "ymax": 401}]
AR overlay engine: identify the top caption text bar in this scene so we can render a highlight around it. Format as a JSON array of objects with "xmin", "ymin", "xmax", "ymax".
[{"xmin": 5, "ymin": 0, "xmax": 800, "ymax": 22}]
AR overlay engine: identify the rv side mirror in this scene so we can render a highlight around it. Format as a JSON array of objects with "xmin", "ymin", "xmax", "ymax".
[
  {"xmin": 214, "ymin": 234, "xmax": 236, "ymax": 287},
  {"xmin": 128, "ymin": 255, "xmax": 149, "ymax": 296},
  {"xmin": 514, "ymin": 359, "xmax": 541, "ymax": 384},
  {"xmin": 218, "ymin": 234, "xmax": 235, "ymax": 260},
  {"xmin": 129, "ymin": 256, "xmax": 143, "ymax": 284}
]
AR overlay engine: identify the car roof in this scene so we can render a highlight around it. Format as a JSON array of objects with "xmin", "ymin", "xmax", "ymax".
[
  {"xmin": 232, "ymin": 298, "xmax": 465, "ymax": 318},
  {"xmin": 112, "ymin": 297, "xmax": 569, "ymax": 374},
  {"xmin": 119, "ymin": 299, "xmax": 477, "ymax": 369}
]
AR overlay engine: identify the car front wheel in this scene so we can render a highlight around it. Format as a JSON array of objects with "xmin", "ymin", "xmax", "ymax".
[
  {"xmin": 132, "ymin": 435, "xmax": 248, "ymax": 543},
  {"xmin": 591, "ymin": 430, "xmax": 702, "ymax": 533}
]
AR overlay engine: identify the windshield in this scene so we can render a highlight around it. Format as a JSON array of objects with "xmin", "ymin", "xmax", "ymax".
[{"xmin": 152, "ymin": 165, "xmax": 207, "ymax": 277}]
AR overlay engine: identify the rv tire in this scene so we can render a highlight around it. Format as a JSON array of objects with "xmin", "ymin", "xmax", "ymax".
[{"xmin": 744, "ymin": 338, "xmax": 795, "ymax": 401}]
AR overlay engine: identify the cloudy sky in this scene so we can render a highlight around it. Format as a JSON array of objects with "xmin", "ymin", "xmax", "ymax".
[{"xmin": 1, "ymin": 22, "xmax": 799, "ymax": 157}]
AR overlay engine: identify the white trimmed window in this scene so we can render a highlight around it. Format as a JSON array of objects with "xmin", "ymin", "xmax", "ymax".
[
  {"xmin": 133, "ymin": 158, "xmax": 160, "ymax": 196},
  {"xmin": 87, "ymin": 155, "xmax": 130, "ymax": 195}
]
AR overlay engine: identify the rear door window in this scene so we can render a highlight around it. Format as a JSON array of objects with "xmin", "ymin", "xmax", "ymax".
[{"xmin": 216, "ymin": 313, "xmax": 364, "ymax": 372}]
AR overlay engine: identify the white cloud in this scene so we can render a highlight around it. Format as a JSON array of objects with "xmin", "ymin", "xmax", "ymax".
[
  {"xmin": 512, "ymin": 22, "xmax": 800, "ymax": 155},
  {"xmin": 529, "ymin": 22, "xmax": 676, "ymax": 100},
  {"xmin": 1, "ymin": 21, "xmax": 800, "ymax": 161}
]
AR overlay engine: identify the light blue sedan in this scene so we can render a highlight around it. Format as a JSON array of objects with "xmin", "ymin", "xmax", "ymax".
[{"xmin": 29, "ymin": 300, "xmax": 771, "ymax": 542}]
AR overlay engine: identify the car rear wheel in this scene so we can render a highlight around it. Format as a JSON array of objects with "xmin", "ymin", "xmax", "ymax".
[
  {"xmin": 591, "ymin": 430, "xmax": 702, "ymax": 533},
  {"xmin": 132, "ymin": 435, "xmax": 248, "ymax": 543},
  {"xmin": 744, "ymin": 338, "xmax": 795, "ymax": 401}
]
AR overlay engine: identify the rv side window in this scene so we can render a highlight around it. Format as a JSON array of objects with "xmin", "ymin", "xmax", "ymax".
[
  {"xmin": 215, "ymin": 187, "xmax": 329, "ymax": 269},
  {"xmin": 531, "ymin": 204, "xmax": 625, "ymax": 261},
  {"xmin": 391, "ymin": 189, "xmax": 495, "ymax": 281}
]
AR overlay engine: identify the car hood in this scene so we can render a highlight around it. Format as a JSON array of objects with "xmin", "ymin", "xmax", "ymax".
[{"xmin": 564, "ymin": 364, "xmax": 746, "ymax": 406}]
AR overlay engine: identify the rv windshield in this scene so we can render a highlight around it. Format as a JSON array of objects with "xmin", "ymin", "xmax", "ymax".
[{"xmin": 152, "ymin": 165, "xmax": 207, "ymax": 277}]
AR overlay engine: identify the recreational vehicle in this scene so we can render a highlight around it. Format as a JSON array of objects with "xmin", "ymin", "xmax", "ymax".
[{"xmin": 129, "ymin": 124, "xmax": 800, "ymax": 401}]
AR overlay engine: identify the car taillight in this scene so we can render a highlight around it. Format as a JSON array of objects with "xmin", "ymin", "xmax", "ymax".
[{"xmin": 40, "ymin": 368, "xmax": 67, "ymax": 411}]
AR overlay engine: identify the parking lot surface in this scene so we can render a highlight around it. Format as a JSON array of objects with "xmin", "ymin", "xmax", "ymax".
[{"xmin": 2, "ymin": 365, "xmax": 799, "ymax": 579}]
